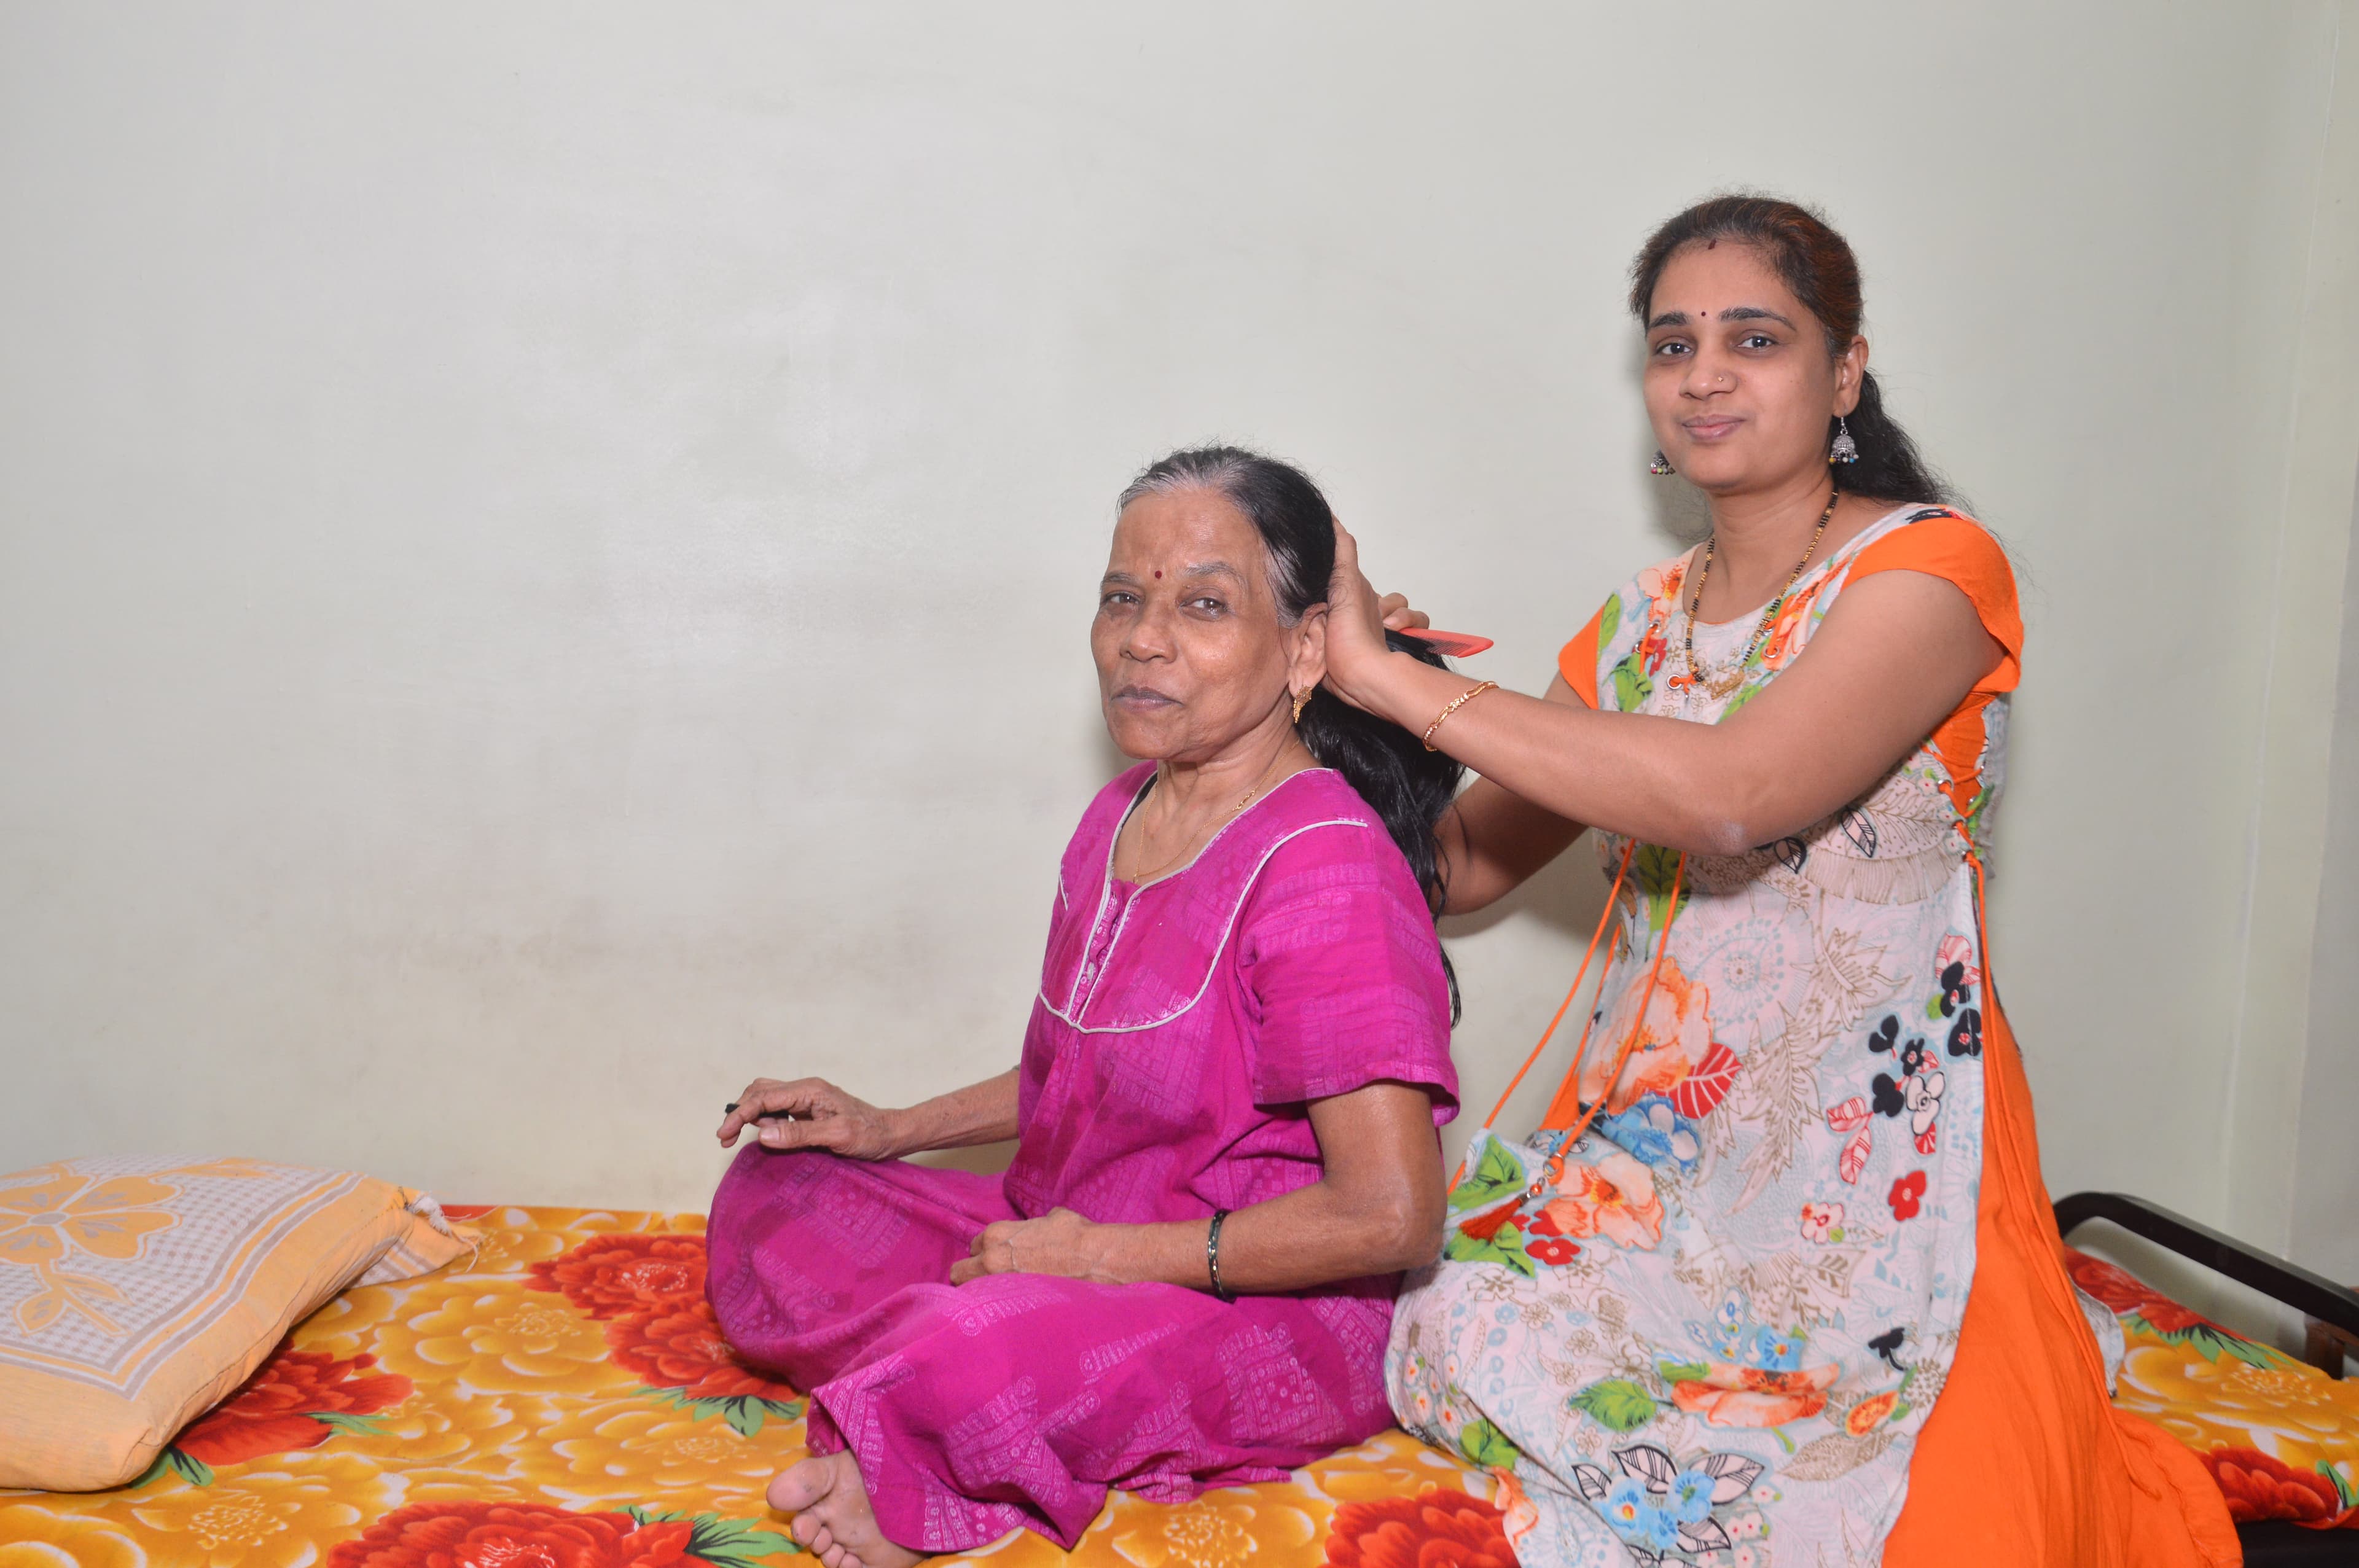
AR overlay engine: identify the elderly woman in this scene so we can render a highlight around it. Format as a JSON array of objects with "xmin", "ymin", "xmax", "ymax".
[
  {"xmin": 706, "ymin": 448, "xmax": 1465, "ymax": 1568},
  {"xmin": 1326, "ymin": 197, "xmax": 2236, "ymax": 1566}
]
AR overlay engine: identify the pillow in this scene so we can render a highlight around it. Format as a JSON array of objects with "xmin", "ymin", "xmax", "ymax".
[
  {"xmin": 0, "ymin": 1155, "xmax": 475, "ymax": 1491},
  {"xmin": 2064, "ymin": 1246, "xmax": 2359, "ymax": 1531}
]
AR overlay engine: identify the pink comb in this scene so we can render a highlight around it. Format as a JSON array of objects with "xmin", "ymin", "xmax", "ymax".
[{"xmin": 1397, "ymin": 627, "xmax": 1494, "ymax": 658}]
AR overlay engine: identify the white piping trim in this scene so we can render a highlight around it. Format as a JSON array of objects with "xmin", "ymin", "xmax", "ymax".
[
  {"xmin": 1039, "ymin": 814, "xmax": 1374, "ymax": 1035},
  {"xmin": 1063, "ymin": 766, "xmax": 1336, "ymax": 1017}
]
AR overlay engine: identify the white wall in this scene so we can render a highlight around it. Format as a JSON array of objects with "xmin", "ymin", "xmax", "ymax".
[
  {"xmin": 3, "ymin": 3, "xmax": 2355, "ymax": 1231},
  {"xmin": 2294, "ymin": 461, "xmax": 2359, "ymax": 1282}
]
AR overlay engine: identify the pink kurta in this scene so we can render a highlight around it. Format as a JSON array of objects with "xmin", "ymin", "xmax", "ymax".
[{"xmin": 707, "ymin": 764, "xmax": 1458, "ymax": 1552}]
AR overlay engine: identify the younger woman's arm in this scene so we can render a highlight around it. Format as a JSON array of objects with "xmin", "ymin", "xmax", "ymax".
[
  {"xmin": 1326, "ymin": 524, "xmax": 2001, "ymax": 857},
  {"xmin": 1437, "ymin": 675, "xmax": 1590, "ymax": 915}
]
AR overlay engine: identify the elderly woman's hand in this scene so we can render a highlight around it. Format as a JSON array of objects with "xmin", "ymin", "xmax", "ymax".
[
  {"xmin": 717, "ymin": 1077, "xmax": 907, "ymax": 1160},
  {"xmin": 949, "ymin": 1209, "xmax": 1115, "ymax": 1286}
]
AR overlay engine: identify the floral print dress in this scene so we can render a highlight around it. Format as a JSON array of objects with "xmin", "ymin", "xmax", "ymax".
[{"xmin": 1387, "ymin": 504, "xmax": 2022, "ymax": 1567}]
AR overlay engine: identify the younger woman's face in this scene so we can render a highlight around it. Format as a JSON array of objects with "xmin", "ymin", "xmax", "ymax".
[
  {"xmin": 1642, "ymin": 241, "xmax": 1864, "ymax": 494},
  {"xmin": 1092, "ymin": 488, "xmax": 1323, "ymax": 765}
]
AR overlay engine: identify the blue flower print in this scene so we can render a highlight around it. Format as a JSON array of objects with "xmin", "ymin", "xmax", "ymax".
[
  {"xmin": 1603, "ymin": 1476, "xmax": 1680, "ymax": 1551},
  {"xmin": 1668, "ymin": 1467, "xmax": 1716, "ymax": 1524},
  {"xmin": 1600, "ymin": 1094, "xmax": 1701, "ymax": 1172},
  {"xmin": 1743, "ymin": 1325, "xmax": 1806, "ymax": 1373}
]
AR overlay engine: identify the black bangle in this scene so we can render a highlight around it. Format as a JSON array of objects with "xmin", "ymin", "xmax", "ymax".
[{"xmin": 1207, "ymin": 1209, "xmax": 1234, "ymax": 1302}]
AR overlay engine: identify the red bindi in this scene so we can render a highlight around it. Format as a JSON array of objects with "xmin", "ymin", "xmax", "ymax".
[{"xmin": 1153, "ymin": 569, "xmax": 1162, "ymax": 579}]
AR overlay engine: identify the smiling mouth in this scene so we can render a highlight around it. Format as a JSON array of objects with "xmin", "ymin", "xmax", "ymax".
[{"xmin": 1683, "ymin": 416, "xmax": 1742, "ymax": 440}]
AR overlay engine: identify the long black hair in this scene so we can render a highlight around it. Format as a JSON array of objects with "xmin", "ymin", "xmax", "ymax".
[
  {"xmin": 1629, "ymin": 193, "xmax": 1957, "ymax": 506},
  {"xmin": 1119, "ymin": 445, "xmax": 1465, "ymax": 1020}
]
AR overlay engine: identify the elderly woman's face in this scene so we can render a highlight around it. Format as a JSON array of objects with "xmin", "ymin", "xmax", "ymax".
[
  {"xmin": 1093, "ymin": 487, "xmax": 1321, "ymax": 765},
  {"xmin": 1642, "ymin": 241, "xmax": 1862, "ymax": 494}
]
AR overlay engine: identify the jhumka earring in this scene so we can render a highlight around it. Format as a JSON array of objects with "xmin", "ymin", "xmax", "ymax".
[
  {"xmin": 1829, "ymin": 416, "xmax": 1860, "ymax": 465},
  {"xmin": 1649, "ymin": 450, "xmax": 1676, "ymax": 475}
]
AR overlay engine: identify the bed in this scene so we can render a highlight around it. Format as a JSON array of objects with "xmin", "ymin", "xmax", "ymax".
[
  {"xmin": 6, "ymin": 1195, "xmax": 2352, "ymax": 1567},
  {"xmin": 0, "ymin": 1203, "xmax": 1504, "ymax": 1568}
]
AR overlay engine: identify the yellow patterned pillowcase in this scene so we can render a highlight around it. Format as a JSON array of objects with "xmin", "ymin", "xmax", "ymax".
[{"xmin": 0, "ymin": 1156, "xmax": 475, "ymax": 1491}]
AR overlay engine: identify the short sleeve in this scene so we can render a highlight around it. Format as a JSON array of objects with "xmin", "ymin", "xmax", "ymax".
[
  {"xmin": 1555, "ymin": 601, "xmax": 1608, "ymax": 709},
  {"xmin": 1848, "ymin": 514, "xmax": 2023, "ymax": 693},
  {"xmin": 1234, "ymin": 827, "xmax": 1458, "ymax": 1123}
]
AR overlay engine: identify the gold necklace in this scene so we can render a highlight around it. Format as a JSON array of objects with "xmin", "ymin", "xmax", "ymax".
[
  {"xmin": 1682, "ymin": 486, "xmax": 1839, "ymax": 701},
  {"xmin": 1122, "ymin": 749, "xmax": 1292, "ymax": 884}
]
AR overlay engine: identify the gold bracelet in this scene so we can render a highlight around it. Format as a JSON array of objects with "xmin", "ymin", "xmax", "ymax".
[{"xmin": 1422, "ymin": 681, "xmax": 1498, "ymax": 751}]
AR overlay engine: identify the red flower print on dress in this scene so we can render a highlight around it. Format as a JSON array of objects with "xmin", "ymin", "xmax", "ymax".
[
  {"xmin": 176, "ymin": 1343, "xmax": 413, "ymax": 1467},
  {"xmin": 1322, "ymin": 1488, "xmax": 1517, "ymax": 1568},
  {"xmin": 2200, "ymin": 1447, "xmax": 2344, "ymax": 1525},
  {"xmin": 530, "ymin": 1232, "xmax": 709, "ymax": 1321},
  {"xmin": 327, "ymin": 1500, "xmax": 696, "ymax": 1568},
  {"xmin": 1887, "ymin": 1171, "xmax": 1928, "ymax": 1221},
  {"xmin": 604, "ymin": 1301, "xmax": 799, "ymax": 1404}
]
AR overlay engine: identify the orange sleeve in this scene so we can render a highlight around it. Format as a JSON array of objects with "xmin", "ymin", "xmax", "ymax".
[
  {"xmin": 1848, "ymin": 515, "xmax": 2022, "ymax": 693},
  {"xmin": 1556, "ymin": 603, "xmax": 1606, "ymax": 709}
]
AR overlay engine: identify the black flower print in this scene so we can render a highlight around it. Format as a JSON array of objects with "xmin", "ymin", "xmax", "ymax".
[
  {"xmin": 1868, "ymin": 1325, "xmax": 1908, "ymax": 1371},
  {"xmin": 1869, "ymin": 1018, "xmax": 1944, "ymax": 1137},
  {"xmin": 1936, "ymin": 962, "xmax": 1974, "ymax": 1018},
  {"xmin": 1948, "ymin": 1007, "xmax": 1984, "ymax": 1058}
]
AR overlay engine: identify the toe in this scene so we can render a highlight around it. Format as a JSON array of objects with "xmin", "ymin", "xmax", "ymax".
[
  {"xmin": 769, "ymin": 1457, "xmax": 835, "ymax": 1516},
  {"xmin": 822, "ymin": 1547, "xmax": 848, "ymax": 1568}
]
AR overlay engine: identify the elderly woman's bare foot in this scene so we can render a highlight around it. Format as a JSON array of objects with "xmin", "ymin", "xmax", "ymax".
[{"xmin": 769, "ymin": 1451, "xmax": 924, "ymax": 1568}]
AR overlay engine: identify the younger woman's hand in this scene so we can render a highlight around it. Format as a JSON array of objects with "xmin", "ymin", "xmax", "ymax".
[
  {"xmin": 1377, "ymin": 593, "xmax": 1430, "ymax": 632},
  {"xmin": 717, "ymin": 1077, "xmax": 906, "ymax": 1160},
  {"xmin": 950, "ymin": 1209, "xmax": 1115, "ymax": 1285},
  {"xmin": 1323, "ymin": 520, "xmax": 1402, "ymax": 711}
]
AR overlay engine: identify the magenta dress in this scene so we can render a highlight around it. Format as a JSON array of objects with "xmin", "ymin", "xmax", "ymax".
[{"xmin": 706, "ymin": 763, "xmax": 1458, "ymax": 1553}]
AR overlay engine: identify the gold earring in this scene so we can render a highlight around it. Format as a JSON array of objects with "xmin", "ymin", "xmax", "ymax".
[{"xmin": 1292, "ymin": 689, "xmax": 1310, "ymax": 724}]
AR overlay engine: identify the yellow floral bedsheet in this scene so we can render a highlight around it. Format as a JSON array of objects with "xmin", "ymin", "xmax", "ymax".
[
  {"xmin": 2065, "ymin": 1247, "xmax": 2359, "ymax": 1532},
  {"xmin": 0, "ymin": 1206, "xmax": 1509, "ymax": 1568}
]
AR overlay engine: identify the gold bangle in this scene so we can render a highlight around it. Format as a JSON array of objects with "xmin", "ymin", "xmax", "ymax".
[{"xmin": 1422, "ymin": 681, "xmax": 1498, "ymax": 751}]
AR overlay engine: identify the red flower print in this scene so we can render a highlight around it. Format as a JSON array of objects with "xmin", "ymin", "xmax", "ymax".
[
  {"xmin": 1524, "ymin": 1236, "xmax": 1580, "ymax": 1266},
  {"xmin": 1887, "ymin": 1171, "xmax": 1928, "ymax": 1221},
  {"xmin": 176, "ymin": 1343, "xmax": 413, "ymax": 1467},
  {"xmin": 2200, "ymin": 1447, "xmax": 2345, "ymax": 1525},
  {"xmin": 605, "ymin": 1301, "xmax": 799, "ymax": 1403},
  {"xmin": 1456, "ymin": 1201, "xmax": 1524, "ymax": 1243},
  {"xmin": 329, "ymin": 1500, "xmax": 697, "ymax": 1568},
  {"xmin": 2061, "ymin": 1248, "xmax": 2213, "ymax": 1335},
  {"xmin": 530, "ymin": 1232, "xmax": 710, "ymax": 1321},
  {"xmin": 1323, "ymin": 1488, "xmax": 1518, "ymax": 1568},
  {"xmin": 437, "ymin": 1203, "xmax": 496, "ymax": 1222}
]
